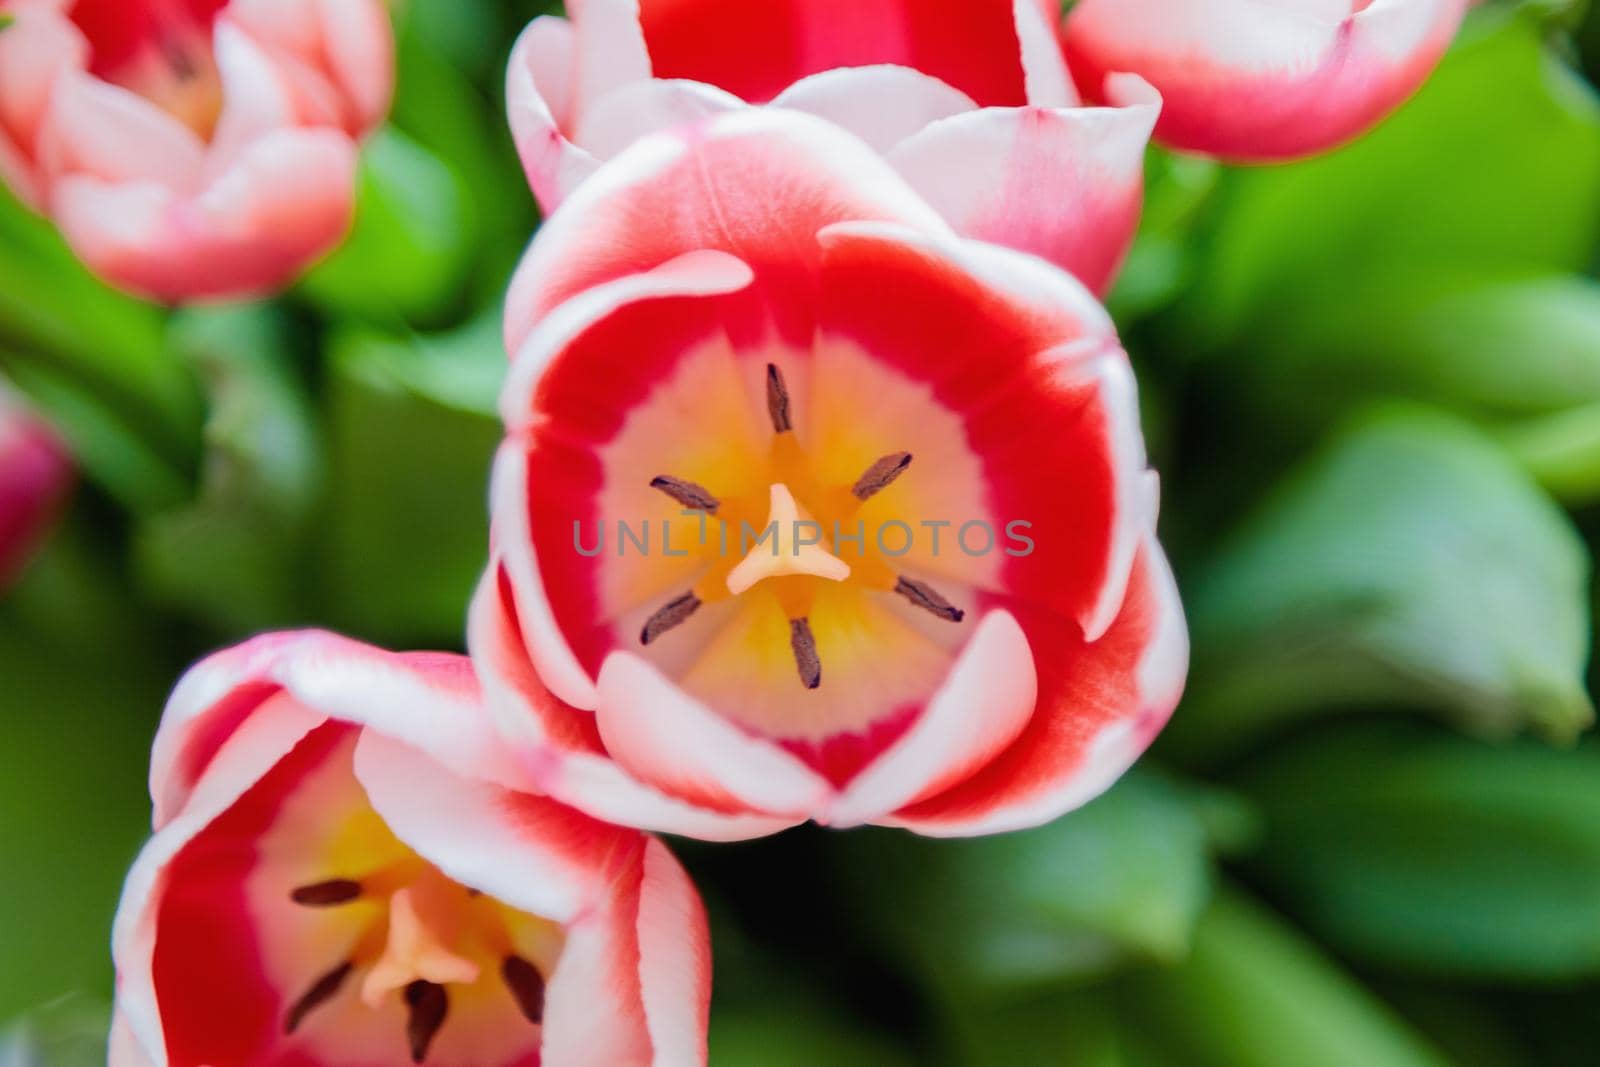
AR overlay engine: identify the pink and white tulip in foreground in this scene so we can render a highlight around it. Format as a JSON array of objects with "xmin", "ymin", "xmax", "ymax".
[
  {"xmin": 0, "ymin": 386, "xmax": 70, "ymax": 591},
  {"xmin": 1063, "ymin": 0, "xmax": 1470, "ymax": 161},
  {"xmin": 111, "ymin": 632, "xmax": 711, "ymax": 1067},
  {"xmin": 0, "ymin": 0, "xmax": 392, "ymax": 301},
  {"xmin": 506, "ymin": 0, "xmax": 1159, "ymax": 294},
  {"xmin": 475, "ymin": 109, "xmax": 1188, "ymax": 843}
]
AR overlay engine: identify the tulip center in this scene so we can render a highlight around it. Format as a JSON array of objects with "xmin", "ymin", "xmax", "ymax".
[
  {"xmin": 68, "ymin": 0, "xmax": 227, "ymax": 136},
  {"xmin": 283, "ymin": 849, "xmax": 557, "ymax": 1063},
  {"xmin": 637, "ymin": 362, "xmax": 966, "ymax": 693}
]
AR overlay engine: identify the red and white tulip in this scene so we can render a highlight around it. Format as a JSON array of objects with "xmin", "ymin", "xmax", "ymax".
[
  {"xmin": 0, "ymin": 385, "xmax": 70, "ymax": 590},
  {"xmin": 476, "ymin": 109, "xmax": 1187, "ymax": 842},
  {"xmin": 112, "ymin": 631, "xmax": 711, "ymax": 1067},
  {"xmin": 506, "ymin": 0, "xmax": 1159, "ymax": 294},
  {"xmin": 0, "ymin": 0, "xmax": 393, "ymax": 301},
  {"xmin": 1063, "ymin": 0, "xmax": 1470, "ymax": 161}
]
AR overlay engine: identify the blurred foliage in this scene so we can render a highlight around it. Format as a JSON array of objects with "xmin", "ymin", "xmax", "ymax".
[
  {"xmin": 2, "ymin": 1, "xmax": 1600, "ymax": 1065},
  {"xmin": 1172, "ymin": 405, "xmax": 1593, "ymax": 765}
]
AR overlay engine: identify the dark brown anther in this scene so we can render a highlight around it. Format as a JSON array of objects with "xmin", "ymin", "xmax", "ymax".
[
  {"xmin": 404, "ymin": 980, "xmax": 449, "ymax": 1064},
  {"xmin": 851, "ymin": 452, "xmax": 913, "ymax": 500},
  {"xmin": 766, "ymin": 363, "xmax": 793, "ymax": 433},
  {"xmin": 789, "ymin": 617, "xmax": 822, "ymax": 689},
  {"xmin": 502, "ymin": 955, "xmax": 547, "ymax": 1025},
  {"xmin": 290, "ymin": 879, "xmax": 362, "ymax": 907},
  {"xmin": 649, "ymin": 475, "xmax": 719, "ymax": 513},
  {"xmin": 640, "ymin": 592, "xmax": 702, "ymax": 645},
  {"xmin": 894, "ymin": 576, "xmax": 965, "ymax": 622},
  {"xmin": 284, "ymin": 961, "xmax": 353, "ymax": 1034}
]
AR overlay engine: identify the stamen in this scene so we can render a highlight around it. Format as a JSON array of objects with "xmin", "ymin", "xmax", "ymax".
[
  {"xmin": 649, "ymin": 475, "xmax": 719, "ymax": 513},
  {"xmin": 789, "ymin": 617, "xmax": 822, "ymax": 689},
  {"xmin": 291, "ymin": 879, "xmax": 362, "ymax": 907},
  {"xmin": 404, "ymin": 980, "xmax": 449, "ymax": 1064},
  {"xmin": 766, "ymin": 363, "xmax": 793, "ymax": 433},
  {"xmin": 502, "ymin": 955, "xmax": 546, "ymax": 1024},
  {"xmin": 851, "ymin": 452, "xmax": 913, "ymax": 500},
  {"xmin": 641, "ymin": 592, "xmax": 702, "ymax": 645},
  {"xmin": 284, "ymin": 961, "xmax": 353, "ymax": 1034},
  {"xmin": 894, "ymin": 576, "xmax": 965, "ymax": 623}
]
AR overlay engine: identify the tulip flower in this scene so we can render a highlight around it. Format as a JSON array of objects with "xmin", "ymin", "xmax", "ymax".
[
  {"xmin": 111, "ymin": 632, "xmax": 711, "ymax": 1067},
  {"xmin": 474, "ymin": 109, "xmax": 1187, "ymax": 842},
  {"xmin": 0, "ymin": 0, "xmax": 393, "ymax": 301},
  {"xmin": 0, "ymin": 386, "xmax": 71, "ymax": 589},
  {"xmin": 505, "ymin": 0, "xmax": 1160, "ymax": 294},
  {"xmin": 1063, "ymin": 0, "xmax": 1470, "ymax": 161}
]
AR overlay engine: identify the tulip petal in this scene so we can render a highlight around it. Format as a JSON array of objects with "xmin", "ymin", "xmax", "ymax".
[
  {"xmin": 39, "ymin": 70, "xmax": 205, "ymax": 191},
  {"xmin": 112, "ymin": 697, "xmax": 328, "ymax": 1067},
  {"xmin": 150, "ymin": 631, "xmax": 510, "ymax": 829},
  {"xmin": 769, "ymin": 65, "xmax": 977, "ymax": 154},
  {"xmin": 505, "ymin": 15, "xmax": 602, "ymax": 212},
  {"xmin": 595, "ymin": 650, "xmax": 836, "ymax": 816},
  {"xmin": 1063, "ymin": 0, "xmax": 1468, "ymax": 160},
  {"xmin": 887, "ymin": 538, "xmax": 1189, "ymax": 836},
  {"xmin": 635, "ymin": 0, "xmax": 1040, "ymax": 107},
  {"xmin": 502, "ymin": 107, "xmax": 951, "ymax": 352},
  {"xmin": 354, "ymin": 731, "xmax": 643, "ymax": 924},
  {"xmin": 816, "ymin": 221, "xmax": 1150, "ymax": 641},
  {"xmin": 471, "ymin": 568, "xmax": 805, "ymax": 841},
  {"xmin": 1012, "ymin": 0, "xmax": 1076, "ymax": 108},
  {"xmin": 826, "ymin": 609, "xmax": 1036, "ymax": 826},
  {"xmin": 886, "ymin": 76, "xmax": 1159, "ymax": 294},
  {"xmin": 0, "ymin": 3, "xmax": 86, "ymax": 181},
  {"xmin": 573, "ymin": 77, "xmax": 744, "ymax": 161},
  {"xmin": 207, "ymin": 19, "xmax": 298, "ymax": 175},
  {"xmin": 51, "ymin": 127, "xmax": 354, "ymax": 301},
  {"xmin": 634, "ymin": 838, "xmax": 713, "ymax": 1067},
  {"xmin": 310, "ymin": 0, "xmax": 394, "ymax": 131}
]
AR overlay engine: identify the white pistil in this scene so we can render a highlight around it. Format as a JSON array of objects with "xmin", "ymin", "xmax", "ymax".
[{"xmin": 725, "ymin": 483, "xmax": 851, "ymax": 596}]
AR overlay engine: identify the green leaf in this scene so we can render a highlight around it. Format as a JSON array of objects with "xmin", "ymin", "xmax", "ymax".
[
  {"xmin": 0, "ymin": 998, "xmax": 109, "ymax": 1067},
  {"xmin": 1243, "ymin": 722, "xmax": 1600, "ymax": 981},
  {"xmin": 0, "ymin": 528, "xmax": 166, "ymax": 1021},
  {"xmin": 1117, "ymin": 890, "xmax": 1455, "ymax": 1067},
  {"xmin": 1185, "ymin": 9, "xmax": 1600, "ymax": 351},
  {"xmin": 709, "ymin": 1007, "xmax": 918, "ymax": 1067},
  {"xmin": 133, "ymin": 305, "xmax": 322, "ymax": 631},
  {"xmin": 298, "ymin": 128, "xmax": 476, "ymax": 325},
  {"xmin": 0, "ymin": 190, "xmax": 200, "ymax": 509},
  {"xmin": 1172, "ymin": 405, "xmax": 1593, "ymax": 765},
  {"xmin": 836, "ymin": 772, "xmax": 1255, "ymax": 994},
  {"xmin": 314, "ymin": 318, "xmax": 503, "ymax": 645}
]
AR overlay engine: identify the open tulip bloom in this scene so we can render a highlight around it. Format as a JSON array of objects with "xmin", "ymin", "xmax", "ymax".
[
  {"xmin": 1063, "ymin": 0, "xmax": 1470, "ymax": 161},
  {"xmin": 506, "ymin": 0, "xmax": 1160, "ymax": 295},
  {"xmin": 111, "ymin": 632, "xmax": 712, "ymax": 1067},
  {"xmin": 474, "ymin": 108, "xmax": 1188, "ymax": 843},
  {"xmin": 0, "ymin": 0, "xmax": 392, "ymax": 301}
]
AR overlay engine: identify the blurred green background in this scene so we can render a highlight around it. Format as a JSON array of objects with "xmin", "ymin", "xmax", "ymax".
[{"xmin": 4, "ymin": 1, "xmax": 1600, "ymax": 1064}]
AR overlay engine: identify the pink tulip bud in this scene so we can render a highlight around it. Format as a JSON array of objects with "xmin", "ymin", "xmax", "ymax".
[
  {"xmin": 0, "ymin": 0, "xmax": 393, "ymax": 301},
  {"xmin": 0, "ymin": 388, "xmax": 70, "ymax": 590},
  {"xmin": 113, "ymin": 632, "xmax": 711, "ymax": 1067}
]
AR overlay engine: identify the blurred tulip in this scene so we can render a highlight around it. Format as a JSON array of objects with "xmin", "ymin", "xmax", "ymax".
[
  {"xmin": 474, "ymin": 109, "xmax": 1185, "ymax": 841},
  {"xmin": 0, "ymin": 386, "xmax": 70, "ymax": 591},
  {"xmin": 0, "ymin": 0, "xmax": 393, "ymax": 301},
  {"xmin": 504, "ymin": 0, "xmax": 1159, "ymax": 294},
  {"xmin": 1063, "ymin": 0, "xmax": 1469, "ymax": 161},
  {"xmin": 112, "ymin": 631, "xmax": 711, "ymax": 1067}
]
